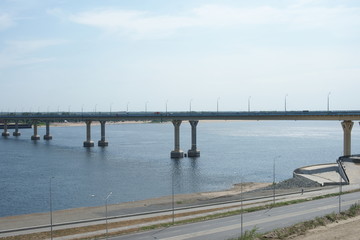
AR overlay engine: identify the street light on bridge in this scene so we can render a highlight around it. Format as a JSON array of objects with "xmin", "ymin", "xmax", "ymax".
[
  {"xmin": 217, "ymin": 97, "xmax": 220, "ymax": 112},
  {"xmin": 327, "ymin": 92, "xmax": 331, "ymax": 111},
  {"xmin": 285, "ymin": 94, "xmax": 288, "ymax": 112},
  {"xmin": 248, "ymin": 96, "xmax": 251, "ymax": 112}
]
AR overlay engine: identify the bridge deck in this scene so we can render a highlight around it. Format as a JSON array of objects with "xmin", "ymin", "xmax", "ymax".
[{"xmin": 1, "ymin": 111, "xmax": 360, "ymax": 122}]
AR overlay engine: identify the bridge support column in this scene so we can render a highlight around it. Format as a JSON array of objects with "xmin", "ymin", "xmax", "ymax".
[
  {"xmin": 43, "ymin": 121, "xmax": 52, "ymax": 140},
  {"xmin": 188, "ymin": 120, "xmax": 200, "ymax": 157},
  {"xmin": 83, "ymin": 120, "xmax": 94, "ymax": 147},
  {"xmin": 341, "ymin": 120, "xmax": 353, "ymax": 156},
  {"xmin": 98, "ymin": 121, "xmax": 108, "ymax": 147},
  {"xmin": 13, "ymin": 122, "xmax": 21, "ymax": 136},
  {"xmin": 171, "ymin": 120, "xmax": 184, "ymax": 158},
  {"xmin": 2, "ymin": 121, "xmax": 10, "ymax": 137},
  {"xmin": 31, "ymin": 122, "xmax": 40, "ymax": 140}
]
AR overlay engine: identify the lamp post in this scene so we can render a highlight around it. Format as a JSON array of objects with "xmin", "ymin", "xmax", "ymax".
[
  {"xmin": 189, "ymin": 99, "xmax": 193, "ymax": 112},
  {"xmin": 172, "ymin": 171, "xmax": 175, "ymax": 225},
  {"xmin": 49, "ymin": 177, "xmax": 54, "ymax": 240},
  {"xmin": 339, "ymin": 173, "xmax": 342, "ymax": 213},
  {"xmin": 273, "ymin": 155, "xmax": 281, "ymax": 205},
  {"xmin": 105, "ymin": 192, "xmax": 112, "ymax": 239},
  {"xmin": 240, "ymin": 177, "xmax": 244, "ymax": 238},
  {"xmin": 327, "ymin": 92, "xmax": 331, "ymax": 111},
  {"xmin": 126, "ymin": 102, "xmax": 129, "ymax": 112},
  {"xmin": 285, "ymin": 94, "xmax": 288, "ymax": 112},
  {"xmin": 166, "ymin": 100, "xmax": 168, "ymax": 114},
  {"xmin": 248, "ymin": 96, "xmax": 251, "ymax": 112},
  {"xmin": 217, "ymin": 97, "xmax": 220, "ymax": 112},
  {"xmin": 90, "ymin": 192, "xmax": 113, "ymax": 239}
]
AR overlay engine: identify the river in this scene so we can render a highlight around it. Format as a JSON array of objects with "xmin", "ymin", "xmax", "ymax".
[{"xmin": 0, "ymin": 120, "xmax": 357, "ymax": 217}]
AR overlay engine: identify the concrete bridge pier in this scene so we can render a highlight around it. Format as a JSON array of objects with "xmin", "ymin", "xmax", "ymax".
[
  {"xmin": 98, "ymin": 121, "xmax": 108, "ymax": 147},
  {"xmin": 43, "ymin": 121, "xmax": 52, "ymax": 140},
  {"xmin": 341, "ymin": 120, "xmax": 354, "ymax": 156},
  {"xmin": 171, "ymin": 120, "xmax": 184, "ymax": 158},
  {"xmin": 31, "ymin": 122, "xmax": 40, "ymax": 140},
  {"xmin": 83, "ymin": 120, "xmax": 94, "ymax": 147},
  {"xmin": 13, "ymin": 122, "xmax": 21, "ymax": 136},
  {"xmin": 188, "ymin": 120, "xmax": 200, "ymax": 157},
  {"xmin": 2, "ymin": 121, "xmax": 10, "ymax": 137}
]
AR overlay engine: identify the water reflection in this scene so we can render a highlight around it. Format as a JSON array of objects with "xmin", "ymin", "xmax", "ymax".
[{"xmin": 171, "ymin": 159, "xmax": 182, "ymax": 194}]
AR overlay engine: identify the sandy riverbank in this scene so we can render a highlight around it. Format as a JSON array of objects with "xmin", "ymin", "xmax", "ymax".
[{"xmin": 120, "ymin": 182, "xmax": 272, "ymax": 208}]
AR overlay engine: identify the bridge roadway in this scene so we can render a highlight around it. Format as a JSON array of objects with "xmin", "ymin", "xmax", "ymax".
[{"xmin": 1, "ymin": 110, "xmax": 360, "ymax": 157}]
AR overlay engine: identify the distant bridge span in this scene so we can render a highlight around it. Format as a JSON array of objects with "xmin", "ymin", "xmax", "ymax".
[{"xmin": 1, "ymin": 110, "xmax": 360, "ymax": 158}]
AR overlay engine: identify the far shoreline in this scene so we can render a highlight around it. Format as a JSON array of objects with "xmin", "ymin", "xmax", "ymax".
[{"xmin": 43, "ymin": 119, "xmax": 253, "ymax": 128}]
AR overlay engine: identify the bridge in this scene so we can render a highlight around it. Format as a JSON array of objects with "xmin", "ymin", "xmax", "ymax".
[{"xmin": 1, "ymin": 110, "xmax": 360, "ymax": 158}]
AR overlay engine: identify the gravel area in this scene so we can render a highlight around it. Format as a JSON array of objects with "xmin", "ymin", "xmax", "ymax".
[{"xmin": 260, "ymin": 175, "xmax": 321, "ymax": 190}]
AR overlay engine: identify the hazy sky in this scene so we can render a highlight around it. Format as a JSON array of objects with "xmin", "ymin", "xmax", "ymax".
[{"xmin": 1, "ymin": 0, "xmax": 359, "ymax": 112}]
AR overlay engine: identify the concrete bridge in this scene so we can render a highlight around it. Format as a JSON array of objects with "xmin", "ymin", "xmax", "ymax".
[{"xmin": 1, "ymin": 110, "xmax": 360, "ymax": 158}]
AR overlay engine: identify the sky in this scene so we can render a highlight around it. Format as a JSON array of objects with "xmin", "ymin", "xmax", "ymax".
[{"xmin": 0, "ymin": 0, "xmax": 359, "ymax": 112}]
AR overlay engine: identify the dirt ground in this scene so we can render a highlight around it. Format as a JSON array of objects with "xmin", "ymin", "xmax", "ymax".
[{"xmin": 290, "ymin": 215, "xmax": 360, "ymax": 240}]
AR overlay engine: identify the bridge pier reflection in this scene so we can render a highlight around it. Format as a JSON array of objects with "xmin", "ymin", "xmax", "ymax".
[
  {"xmin": 98, "ymin": 121, "xmax": 108, "ymax": 147},
  {"xmin": 341, "ymin": 120, "xmax": 354, "ymax": 156},
  {"xmin": 171, "ymin": 120, "xmax": 184, "ymax": 158},
  {"xmin": 83, "ymin": 120, "xmax": 94, "ymax": 147},
  {"xmin": 188, "ymin": 120, "xmax": 200, "ymax": 157},
  {"xmin": 43, "ymin": 121, "xmax": 52, "ymax": 140}
]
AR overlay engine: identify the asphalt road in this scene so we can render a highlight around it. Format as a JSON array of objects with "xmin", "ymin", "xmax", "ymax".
[{"xmin": 110, "ymin": 191, "xmax": 360, "ymax": 240}]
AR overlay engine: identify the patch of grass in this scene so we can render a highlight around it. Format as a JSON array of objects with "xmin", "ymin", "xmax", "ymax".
[
  {"xmin": 315, "ymin": 216, "xmax": 326, "ymax": 226},
  {"xmin": 325, "ymin": 212, "xmax": 337, "ymax": 221},
  {"xmin": 347, "ymin": 203, "xmax": 359, "ymax": 217},
  {"xmin": 228, "ymin": 227, "xmax": 259, "ymax": 240},
  {"xmin": 256, "ymin": 203, "xmax": 360, "ymax": 240}
]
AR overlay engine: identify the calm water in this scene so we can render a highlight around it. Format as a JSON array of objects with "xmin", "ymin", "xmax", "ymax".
[{"xmin": 0, "ymin": 120, "xmax": 358, "ymax": 217}]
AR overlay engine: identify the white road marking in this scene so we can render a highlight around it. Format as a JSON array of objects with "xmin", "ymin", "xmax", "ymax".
[{"xmin": 158, "ymin": 200, "xmax": 355, "ymax": 240}]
